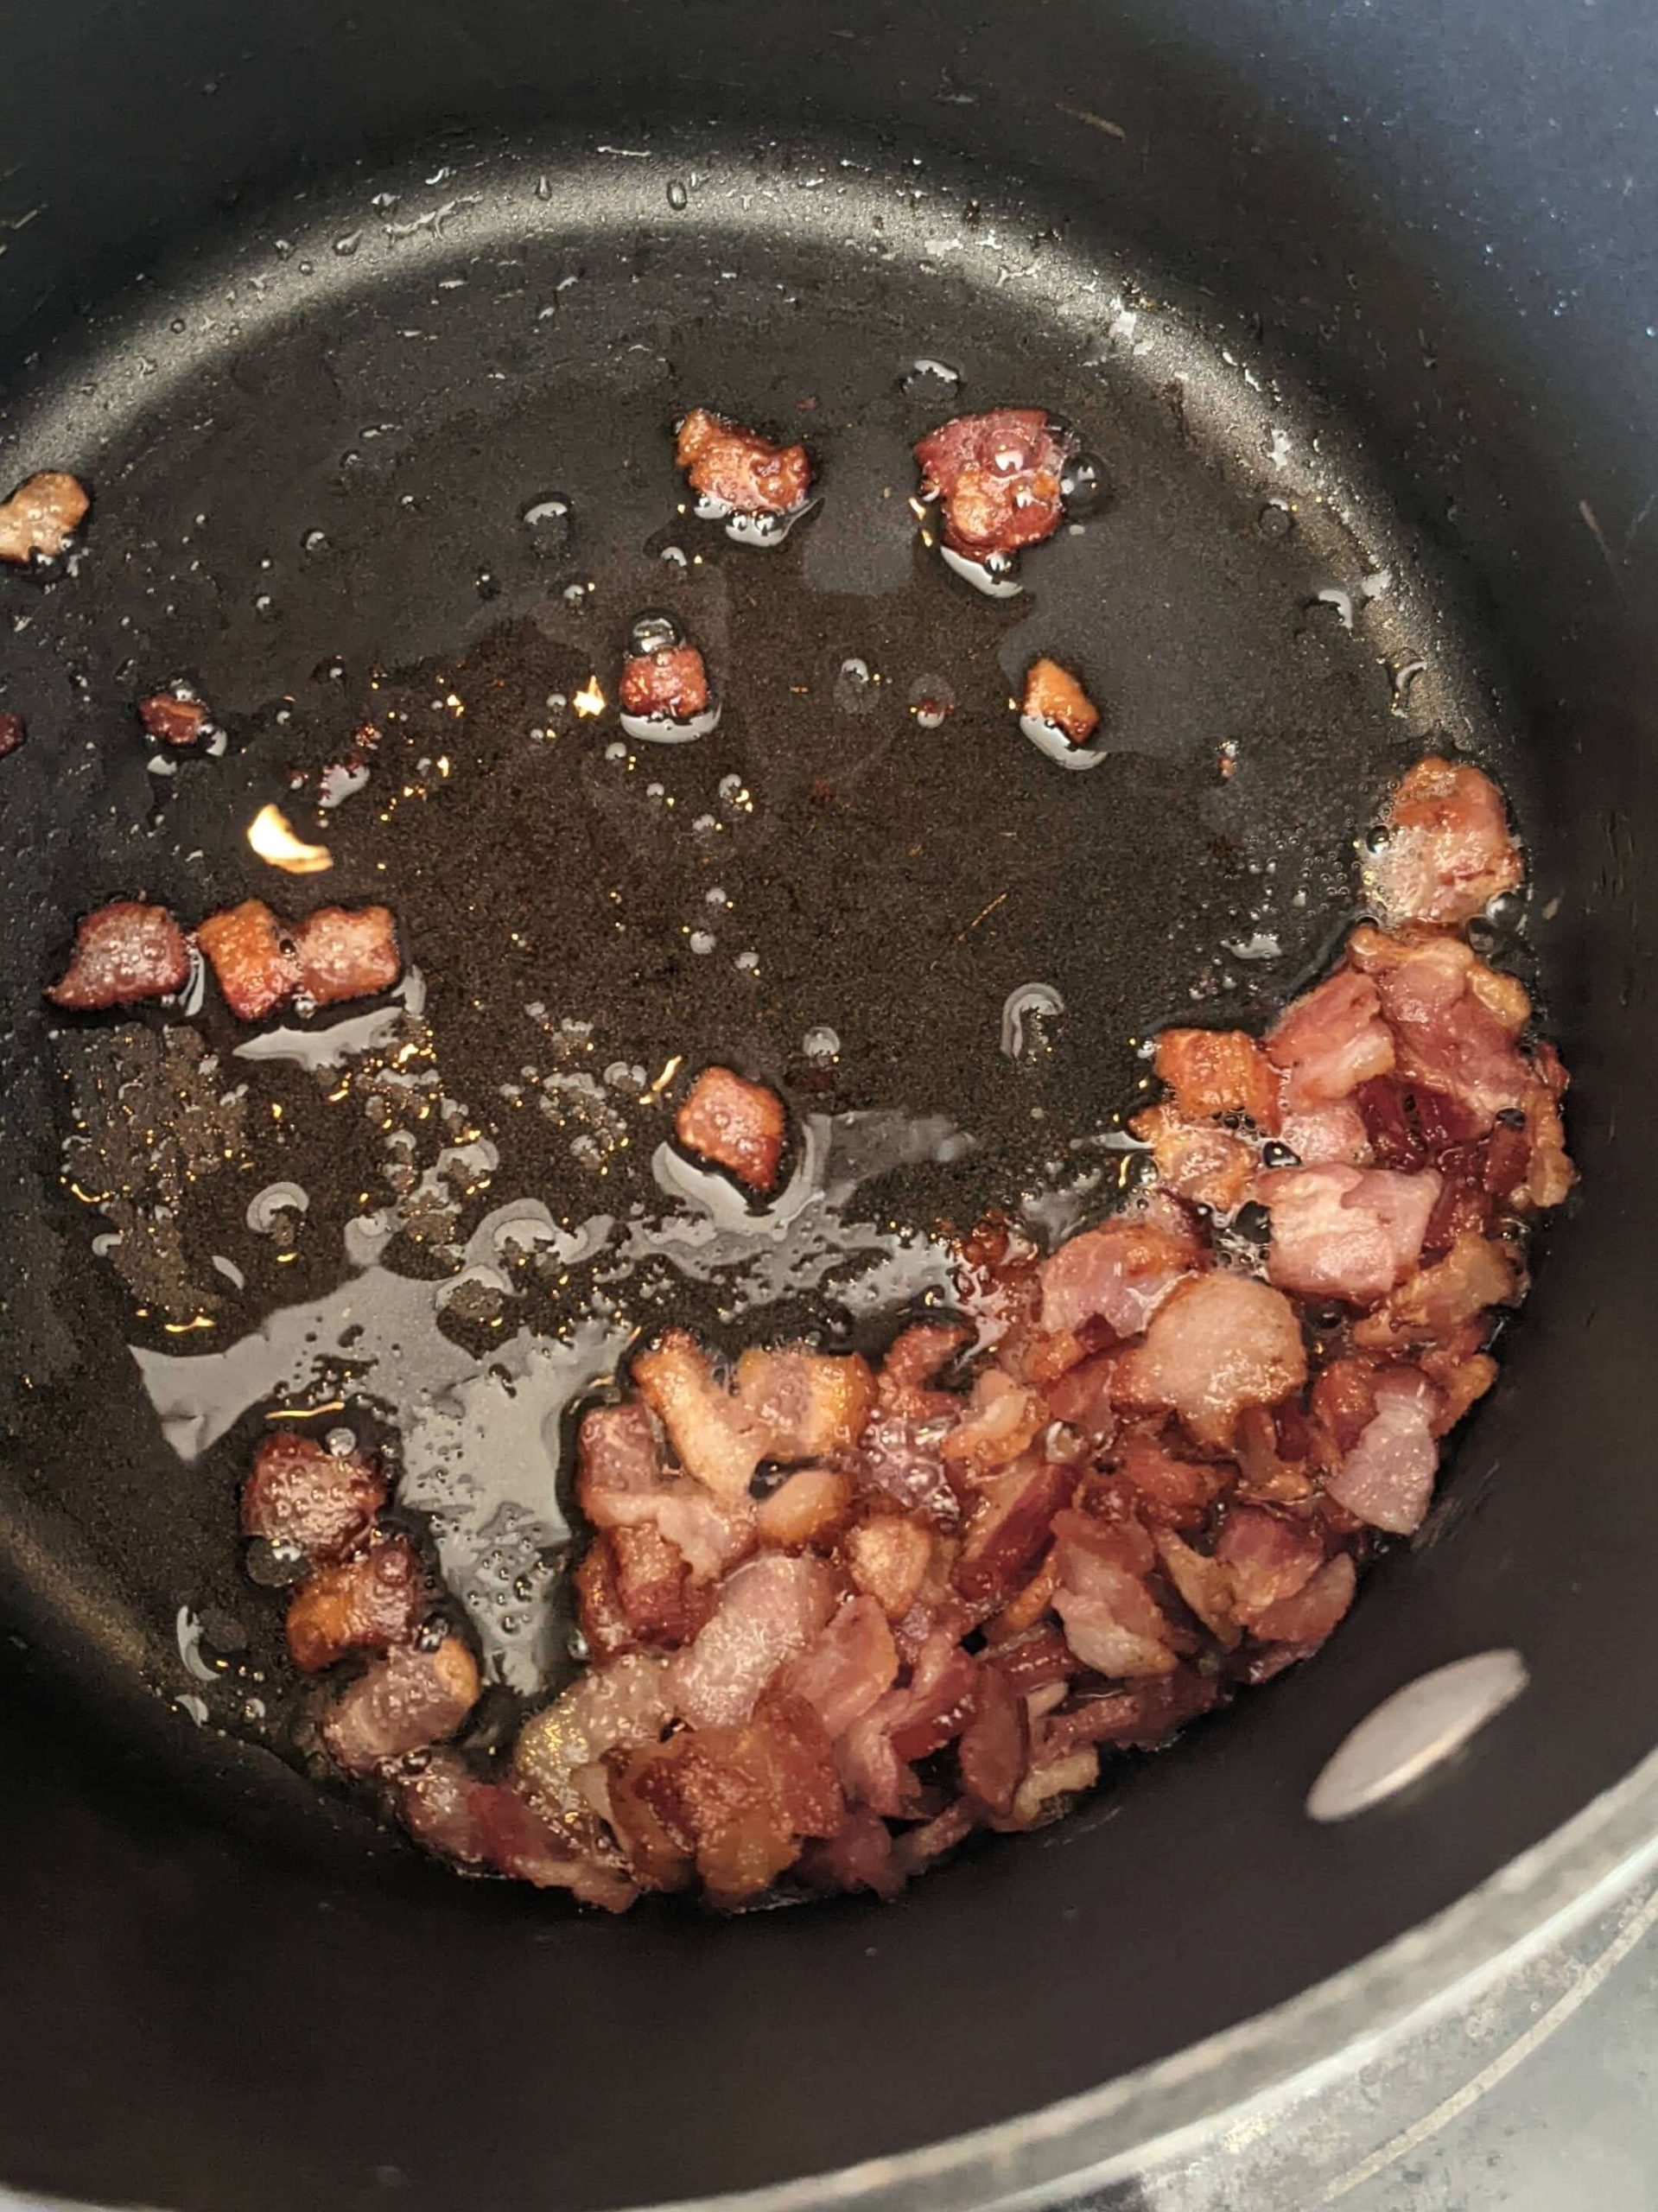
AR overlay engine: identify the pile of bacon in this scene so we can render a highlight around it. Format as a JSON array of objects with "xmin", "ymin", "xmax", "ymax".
[
  {"xmin": 45, "ymin": 896, "xmax": 400, "ymax": 1018},
  {"xmin": 249, "ymin": 752, "xmax": 1570, "ymax": 1911}
]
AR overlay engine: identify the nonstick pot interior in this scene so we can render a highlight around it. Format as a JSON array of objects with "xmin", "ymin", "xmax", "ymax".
[{"xmin": 3, "ymin": 5, "xmax": 1657, "ymax": 2212}]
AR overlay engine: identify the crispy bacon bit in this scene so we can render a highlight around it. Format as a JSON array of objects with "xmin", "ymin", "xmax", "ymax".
[
  {"xmin": 289, "ymin": 904, "xmax": 401, "ymax": 1007},
  {"xmin": 955, "ymin": 1454, "xmax": 1077, "ymax": 1607},
  {"xmin": 322, "ymin": 1635, "xmax": 480, "ymax": 1775},
  {"xmin": 395, "ymin": 1750, "xmax": 491, "ymax": 1866},
  {"xmin": 1115, "ymin": 1272, "xmax": 1307, "ymax": 1447},
  {"xmin": 619, "ymin": 644, "xmax": 710, "ymax": 721},
  {"xmin": 754, "ymin": 1464, "xmax": 854, "ymax": 1548},
  {"xmin": 1280, "ymin": 1096, "xmax": 1373, "ymax": 1166},
  {"xmin": 844, "ymin": 1513, "xmax": 934, "ymax": 1618},
  {"xmin": 784, "ymin": 1596, "xmax": 899, "ymax": 1738},
  {"xmin": 284, "ymin": 1534, "xmax": 426, "ymax": 1673},
  {"xmin": 0, "ymin": 712, "xmax": 23, "ymax": 757},
  {"xmin": 576, "ymin": 1400, "xmax": 755, "ymax": 1582},
  {"xmin": 913, "ymin": 408, "xmax": 1076, "ymax": 558},
  {"xmin": 1261, "ymin": 1163, "xmax": 1441, "ymax": 1303},
  {"xmin": 1324, "ymin": 1369, "xmax": 1440, "ymax": 1533},
  {"xmin": 1267, "ymin": 967, "xmax": 1395, "ymax": 1110},
  {"xmin": 1051, "ymin": 1511, "xmax": 1177, "ymax": 1678},
  {"xmin": 137, "ymin": 691, "xmax": 210, "ymax": 747},
  {"xmin": 1131, "ymin": 1107, "xmax": 1257, "ymax": 1213},
  {"xmin": 1353, "ymin": 1230, "xmax": 1520, "ymax": 1351},
  {"xmin": 468, "ymin": 1782, "xmax": 639, "ymax": 1910},
  {"xmin": 1213, "ymin": 1507, "xmax": 1324, "ymax": 1626},
  {"xmin": 1364, "ymin": 756, "xmax": 1522, "ymax": 929},
  {"xmin": 1039, "ymin": 1202, "xmax": 1201, "ymax": 1338},
  {"xmin": 630, "ymin": 1332, "xmax": 770, "ymax": 1503},
  {"xmin": 196, "ymin": 899, "xmax": 301, "ymax": 1021},
  {"xmin": 513, "ymin": 1652, "xmax": 673, "ymax": 1815},
  {"xmin": 675, "ymin": 1065, "xmax": 787, "ymax": 1193},
  {"xmin": 676, "ymin": 407, "xmax": 813, "ymax": 516},
  {"xmin": 799, "ymin": 1805, "xmax": 905, "ymax": 1899},
  {"xmin": 734, "ymin": 1347, "xmax": 875, "ymax": 1459},
  {"xmin": 877, "ymin": 1322, "xmax": 970, "ymax": 1416},
  {"xmin": 1154, "ymin": 1027, "xmax": 1280, "ymax": 1130},
  {"xmin": 242, "ymin": 1431, "xmax": 384, "ymax": 1560},
  {"xmin": 1251, "ymin": 1552, "xmax": 1357, "ymax": 1645},
  {"xmin": 1350, "ymin": 926, "xmax": 1532, "ymax": 1128},
  {"xmin": 0, "ymin": 470, "xmax": 89, "ymax": 563},
  {"xmin": 47, "ymin": 900, "xmax": 190, "ymax": 1010},
  {"xmin": 1021, "ymin": 658, "xmax": 1099, "ymax": 746}
]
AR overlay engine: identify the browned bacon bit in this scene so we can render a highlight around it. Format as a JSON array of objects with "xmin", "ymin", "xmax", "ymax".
[
  {"xmin": 913, "ymin": 408, "xmax": 1076, "ymax": 558},
  {"xmin": 619, "ymin": 643, "xmax": 710, "ymax": 721},
  {"xmin": 674, "ymin": 1065, "xmax": 786, "ymax": 1192},
  {"xmin": 289, "ymin": 903, "xmax": 401, "ymax": 1007},
  {"xmin": 137, "ymin": 690, "xmax": 210, "ymax": 747},
  {"xmin": 675, "ymin": 407, "xmax": 813, "ymax": 517},
  {"xmin": 1153, "ymin": 1027, "xmax": 1280, "ymax": 1131},
  {"xmin": 1020, "ymin": 658, "xmax": 1099, "ymax": 747},
  {"xmin": 284, "ymin": 1533, "xmax": 427, "ymax": 1672},
  {"xmin": 46, "ymin": 900, "xmax": 191, "ymax": 1010},
  {"xmin": 242, "ymin": 1430, "xmax": 385, "ymax": 1561},
  {"xmin": 0, "ymin": 470, "xmax": 89, "ymax": 563},
  {"xmin": 0, "ymin": 712, "xmax": 23, "ymax": 758},
  {"xmin": 1363, "ymin": 756, "xmax": 1522, "ymax": 930},
  {"xmin": 322, "ymin": 1635, "xmax": 481, "ymax": 1776},
  {"xmin": 196, "ymin": 900, "xmax": 302, "ymax": 1021}
]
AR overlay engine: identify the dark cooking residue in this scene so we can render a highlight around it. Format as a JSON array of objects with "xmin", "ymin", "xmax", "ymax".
[{"xmin": 224, "ymin": 757, "xmax": 1571, "ymax": 1913}]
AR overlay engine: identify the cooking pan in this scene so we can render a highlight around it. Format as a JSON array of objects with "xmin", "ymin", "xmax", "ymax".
[{"xmin": 2, "ymin": 1, "xmax": 1655, "ymax": 2209}]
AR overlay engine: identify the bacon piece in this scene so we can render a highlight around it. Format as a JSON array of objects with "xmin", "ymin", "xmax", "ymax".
[
  {"xmin": 576, "ymin": 1401, "xmax": 755, "ymax": 1578},
  {"xmin": 1213, "ymin": 1506, "xmax": 1324, "ymax": 1626},
  {"xmin": 1267, "ymin": 967, "xmax": 1395, "ymax": 1111},
  {"xmin": 798, "ymin": 1806, "xmax": 905, "ymax": 1899},
  {"xmin": 605, "ymin": 1522, "xmax": 712, "ymax": 1649},
  {"xmin": 1325, "ymin": 1368, "xmax": 1441, "ymax": 1533},
  {"xmin": 733, "ymin": 1347, "xmax": 875, "ymax": 1459},
  {"xmin": 1154, "ymin": 1027, "xmax": 1280, "ymax": 1130},
  {"xmin": 469, "ymin": 1782, "xmax": 638, "ymax": 1910},
  {"xmin": 1350, "ymin": 926, "xmax": 1531, "ymax": 1128},
  {"xmin": 47, "ymin": 899, "xmax": 190, "ymax": 1009},
  {"xmin": 885, "ymin": 1630, "xmax": 979, "ymax": 1761},
  {"xmin": 856, "ymin": 1414, "xmax": 962, "ymax": 1526},
  {"xmin": 1021, "ymin": 658, "xmax": 1099, "ymax": 746},
  {"xmin": 913, "ymin": 408, "xmax": 1076, "ymax": 558},
  {"xmin": 844, "ymin": 1513, "xmax": 934, "ymax": 1618},
  {"xmin": 1280, "ymin": 1096, "xmax": 1374, "ymax": 1166},
  {"xmin": 674, "ymin": 1065, "xmax": 786, "ymax": 1193},
  {"xmin": 1043, "ymin": 1351, "xmax": 1120, "ymax": 1444},
  {"xmin": 394, "ymin": 1749, "xmax": 491, "ymax": 1865},
  {"xmin": 242, "ymin": 1430, "xmax": 384, "ymax": 1561},
  {"xmin": 1132, "ymin": 1106, "xmax": 1256, "ymax": 1212},
  {"xmin": 994, "ymin": 1745, "xmax": 1101, "ymax": 1831},
  {"xmin": 1038, "ymin": 1202, "xmax": 1201, "ymax": 1338},
  {"xmin": 618, "ymin": 644, "xmax": 710, "ymax": 720},
  {"xmin": 893, "ymin": 1797, "xmax": 979, "ymax": 1874},
  {"xmin": 322, "ymin": 1634, "xmax": 480, "ymax": 1775},
  {"xmin": 574, "ymin": 1540, "xmax": 641, "ymax": 1662},
  {"xmin": 1261, "ymin": 1163, "xmax": 1441, "ymax": 1303},
  {"xmin": 1043, "ymin": 1669, "xmax": 1223, "ymax": 1759},
  {"xmin": 284, "ymin": 1534, "xmax": 427, "ymax": 1673},
  {"xmin": 630, "ymin": 1332, "xmax": 770, "ymax": 1503},
  {"xmin": 1353, "ymin": 1230, "xmax": 1520, "ymax": 1351},
  {"xmin": 1114, "ymin": 1433, "xmax": 1226, "ymax": 1529},
  {"xmin": 669, "ymin": 1553, "xmax": 835, "ymax": 1730},
  {"xmin": 513, "ymin": 1651, "xmax": 674, "ymax": 1816},
  {"xmin": 1051, "ymin": 1510, "xmax": 1177, "ymax": 1677},
  {"xmin": 939, "ymin": 1370, "xmax": 1045, "ymax": 1472},
  {"xmin": 1153, "ymin": 1528, "xmax": 1239, "ymax": 1646},
  {"xmin": 675, "ymin": 407, "xmax": 812, "ymax": 516},
  {"xmin": 289, "ymin": 904, "xmax": 400, "ymax": 1007},
  {"xmin": 0, "ymin": 470, "xmax": 88, "ymax": 563},
  {"xmin": 754, "ymin": 1465, "xmax": 854, "ymax": 1548},
  {"xmin": 1115, "ymin": 1272, "xmax": 1307, "ymax": 1447},
  {"xmin": 0, "ymin": 712, "xmax": 25, "ymax": 757},
  {"xmin": 1251, "ymin": 1552, "xmax": 1357, "ymax": 1645},
  {"xmin": 610, "ymin": 1691, "xmax": 842, "ymax": 1905},
  {"xmin": 137, "ymin": 691, "xmax": 210, "ymax": 747},
  {"xmin": 986, "ymin": 1621, "xmax": 1077, "ymax": 1694},
  {"xmin": 955, "ymin": 1452, "xmax": 1077, "ymax": 1606},
  {"xmin": 1364, "ymin": 757, "xmax": 1522, "ymax": 929},
  {"xmin": 783, "ymin": 1595, "xmax": 899, "ymax": 1738},
  {"xmin": 196, "ymin": 899, "xmax": 301, "ymax": 1020},
  {"xmin": 877, "ymin": 1322, "xmax": 970, "ymax": 1416}
]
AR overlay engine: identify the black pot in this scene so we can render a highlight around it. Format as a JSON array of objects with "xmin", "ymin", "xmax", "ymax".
[{"xmin": 3, "ymin": 3, "xmax": 1655, "ymax": 2209}]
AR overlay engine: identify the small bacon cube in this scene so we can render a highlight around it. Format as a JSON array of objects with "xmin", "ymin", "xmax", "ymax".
[
  {"xmin": 196, "ymin": 899, "xmax": 301, "ymax": 1020},
  {"xmin": 0, "ymin": 470, "xmax": 89, "ymax": 563},
  {"xmin": 913, "ymin": 409, "xmax": 1075, "ymax": 557},
  {"xmin": 322, "ymin": 1635, "xmax": 481, "ymax": 1775},
  {"xmin": 619, "ymin": 644, "xmax": 709, "ymax": 720},
  {"xmin": 675, "ymin": 407, "xmax": 812, "ymax": 515},
  {"xmin": 242, "ymin": 1431, "xmax": 385, "ymax": 1561},
  {"xmin": 46, "ymin": 900, "xmax": 190, "ymax": 1009},
  {"xmin": 284, "ymin": 1533, "xmax": 427, "ymax": 1672},
  {"xmin": 0, "ymin": 712, "xmax": 23, "ymax": 757},
  {"xmin": 137, "ymin": 691, "xmax": 210, "ymax": 747},
  {"xmin": 290, "ymin": 904, "xmax": 401, "ymax": 1007},
  {"xmin": 1021, "ymin": 658, "xmax": 1099, "ymax": 747},
  {"xmin": 675, "ymin": 1065, "xmax": 786, "ymax": 1192},
  {"xmin": 1153, "ymin": 1027, "xmax": 1280, "ymax": 1130}
]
